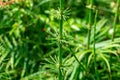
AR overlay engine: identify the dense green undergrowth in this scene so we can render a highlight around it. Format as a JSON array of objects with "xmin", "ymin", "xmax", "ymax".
[{"xmin": 0, "ymin": 0, "xmax": 120, "ymax": 80}]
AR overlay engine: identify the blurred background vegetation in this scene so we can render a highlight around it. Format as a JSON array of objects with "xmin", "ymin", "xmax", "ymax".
[{"xmin": 0, "ymin": 0, "xmax": 120, "ymax": 80}]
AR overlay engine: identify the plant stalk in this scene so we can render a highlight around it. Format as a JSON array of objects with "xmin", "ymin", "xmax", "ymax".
[
  {"xmin": 85, "ymin": 0, "xmax": 94, "ymax": 76},
  {"xmin": 110, "ymin": 0, "xmax": 119, "ymax": 79},
  {"xmin": 112, "ymin": 0, "xmax": 120, "ymax": 41},
  {"xmin": 93, "ymin": 10, "xmax": 99, "ymax": 80},
  {"xmin": 59, "ymin": 0, "xmax": 64, "ymax": 80},
  {"xmin": 87, "ymin": 0, "xmax": 93, "ymax": 49}
]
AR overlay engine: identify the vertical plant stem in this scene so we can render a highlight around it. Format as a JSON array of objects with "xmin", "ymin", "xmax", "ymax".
[
  {"xmin": 85, "ymin": 0, "xmax": 94, "ymax": 76},
  {"xmin": 87, "ymin": 0, "xmax": 93, "ymax": 49},
  {"xmin": 93, "ymin": 10, "xmax": 99, "ymax": 80},
  {"xmin": 59, "ymin": 0, "xmax": 64, "ymax": 80},
  {"xmin": 110, "ymin": 0, "xmax": 119, "ymax": 79},
  {"xmin": 112, "ymin": 0, "xmax": 120, "ymax": 41}
]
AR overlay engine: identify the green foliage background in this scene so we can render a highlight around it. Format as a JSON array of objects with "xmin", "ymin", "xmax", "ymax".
[{"xmin": 0, "ymin": 0, "xmax": 120, "ymax": 80}]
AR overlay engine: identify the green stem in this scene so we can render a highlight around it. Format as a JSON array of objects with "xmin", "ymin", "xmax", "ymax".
[
  {"xmin": 112, "ymin": 0, "xmax": 120, "ymax": 41},
  {"xmin": 85, "ymin": 0, "xmax": 94, "ymax": 76},
  {"xmin": 87, "ymin": 0, "xmax": 93, "ymax": 49},
  {"xmin": 93, "ymin": 10, "xmax": 99, "ymax": 80},
  {"xmin": 59, "ymin": 0, "xmax": 64, "ymax": 80},
  {"xmin": 110, "ymin": 1, "xmax": 119, "ymax": 80},
  {"xmin": 69, "ymin": 47, "xmax": 87, "ymax": 71}
]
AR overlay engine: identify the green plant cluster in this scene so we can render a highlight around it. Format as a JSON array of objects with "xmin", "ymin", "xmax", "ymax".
[{"xmin": 0, "ymin": 0, "xmax": 120, "ymax": 80}]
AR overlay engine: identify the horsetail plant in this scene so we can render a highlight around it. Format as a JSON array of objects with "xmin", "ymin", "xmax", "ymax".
[
  {"xmin": 112, "ymin": 0, "xmax": 120, "ymax": 41},
  {"xmin": 93, "ymin": 10, "xmax": 99, "ymax": 80},
  {"xmin": 85, "ymin": 0, "xmax": 94, "ymax": 76},
  {"xmin": 59, "ymin": 0, "xmax": 64, "ymax": 80},
  {"xmin": 110, "ymin": 0, "xmax": 120, "ymax": 79},
  {"xmin": 87, "ymin": 0, "xmax": 94, "ymax": 49}
]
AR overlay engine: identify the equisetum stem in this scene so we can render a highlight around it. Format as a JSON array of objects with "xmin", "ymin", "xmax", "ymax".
[
  {"xmin": 87, "ymin": 0, "xmax": 93, "ymax": 49},
  {"xmin": 93, "ymin": 10, "xmax": 99, "ymax": 80},
  {"xmin": 112, "ymin": 0, "xmax": 120, "ymax": 41},
  {"xmin": 59, "ymin": 0, "xmax": 64, "ymax": 80},
  {"xmin": 110, "ymin": 0, "xmax": 119, "ymax": 80},
  {"xmin": 85, "ymin": 0, "xmax": 94, "ymax": 76}
]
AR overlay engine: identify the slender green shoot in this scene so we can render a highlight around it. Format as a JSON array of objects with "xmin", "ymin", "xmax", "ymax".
[
  {"xmin": 69, "ymin": 47, "xmax": 87, "ymax": 71},
  {"xmin": 110, "ymin": 0, "xmax": 119, "ymax": 79},
  {"xmin": 85, "ymin": 0, "xmax": 94, "ymax": 76},
  {"xmin": 112, "ymin": 0, "xmax": 120, "ymax": 41},
  {"xmin": 93, "ymin": 10, "xmax": 99, "ymax": 80},
  {"xmin": 59, "ymin": 0, "xmax": 64, "ymax": 80},
  {"xmin": 87, "ymin": 0, "xmax": 94, "ymax": 49}
]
